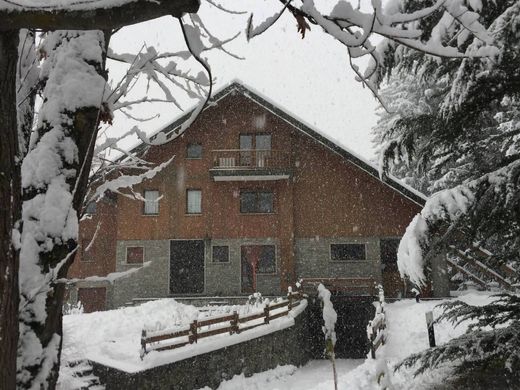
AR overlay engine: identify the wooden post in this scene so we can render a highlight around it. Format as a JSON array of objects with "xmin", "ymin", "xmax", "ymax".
[
  {"xmin": 190, "ymin": 320, "xmax": 198, "ymax": 344},
  {"xmin": 230, "ymin": 311, "xmax": 239, "ymax": 335},
  {"xmin": 140, "ymin": 329, "xmax": 147, "ymax": 358},
  {"xmin": 370, "ymin": 331, "xmax": 376, "ymax": 359},
  {"xmin": 288, "ymin": 293, "xmax": 293, "ymax": 311},
  {"xmin": 425, "ymin": 311, "xmax": 436, "ymax": 347},
  {"xmin": 264, "ymin": 306, "xmax": 270, "ymax": 324}
]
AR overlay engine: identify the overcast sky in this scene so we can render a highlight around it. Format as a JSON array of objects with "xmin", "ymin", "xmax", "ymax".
[{"xmin": 107, "ymin": 0, "xmax": 381, "ymax": 160}]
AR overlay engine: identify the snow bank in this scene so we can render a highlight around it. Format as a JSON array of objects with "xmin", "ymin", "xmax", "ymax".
[{"xmin": 61, "ymin": 298, "xmax": 307, "ymax": 373}]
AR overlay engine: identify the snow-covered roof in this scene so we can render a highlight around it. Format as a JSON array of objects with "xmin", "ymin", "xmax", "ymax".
[{"xmin": 130, "ymin": 79, "xmax": 427, "ymax": 206}]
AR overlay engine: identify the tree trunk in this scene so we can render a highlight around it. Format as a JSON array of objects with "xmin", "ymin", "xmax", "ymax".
[
  {"xmin": 18, "ymin": 31, "xmax": 110, "ymax": 390},
  {"xmin": 0, "ymin": 30, "xmax": 21, "ymax": 390}
]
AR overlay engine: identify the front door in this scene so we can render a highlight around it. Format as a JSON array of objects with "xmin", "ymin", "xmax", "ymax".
[
  {"xmin": 170, "ymin": 240, "xmax": 204, "ymax": 294},
  {"xmin": 380, "ymin": 239, "xmax": 403, "ymax": 298},
  {"xmin": 241, "ymin": 246, "xmax": 260, "ymax": 294}
]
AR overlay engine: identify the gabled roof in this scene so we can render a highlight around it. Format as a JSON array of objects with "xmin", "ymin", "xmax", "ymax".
[{"xmin": 129, "ymin": 80, "xmax": 427, "ymax": 207}]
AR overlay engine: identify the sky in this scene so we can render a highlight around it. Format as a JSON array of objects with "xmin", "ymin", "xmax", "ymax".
[{"xmin": 106, "ymin": 0, "xmax": 382, "ymax": 161}]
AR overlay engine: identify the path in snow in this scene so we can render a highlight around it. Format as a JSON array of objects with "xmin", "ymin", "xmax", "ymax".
[{"xmin": 200, "ymin": 360, "xmax": 364, "ymax": 390}]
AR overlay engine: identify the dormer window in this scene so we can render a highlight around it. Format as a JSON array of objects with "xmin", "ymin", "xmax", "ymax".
[{"xmin": 187, "ymin": 143, "xmax": 202, "ymax": 159}]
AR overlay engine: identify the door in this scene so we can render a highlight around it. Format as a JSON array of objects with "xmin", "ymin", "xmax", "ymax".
[
  {"xmin": 380, "ymin": 239, "xmax": 403, "ymax": 298},
  {"xmin": 170, "ymin": 240, "xmax": 204, "ymax": 294},
  {"xmin": 241, "ymin": 245, "xmax": 260, "ymax": 294}
]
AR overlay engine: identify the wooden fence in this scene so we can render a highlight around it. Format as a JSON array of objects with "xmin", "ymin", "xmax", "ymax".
[
  {"xmin": 140, "ymin": 291, "xmax": 304, "ymax": 358},
  {"xmin": 367, "ymin": 285, "xmax": 386, "ymax": 359}
]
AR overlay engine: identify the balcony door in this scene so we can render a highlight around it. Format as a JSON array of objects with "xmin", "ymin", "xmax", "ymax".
[{"xmin": 239, "ymin": 134, "xmax": 271, "ymax": 167}]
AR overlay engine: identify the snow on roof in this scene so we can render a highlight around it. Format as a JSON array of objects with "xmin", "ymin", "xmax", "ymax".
[{"xmin": 129, "ymin": 79, "xmax": 427, "ymax": 206}]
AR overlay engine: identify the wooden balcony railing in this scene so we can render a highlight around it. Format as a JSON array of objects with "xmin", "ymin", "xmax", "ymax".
[{"xmin": 211, "ymin": 149, "xmax": 291, "ymax": 171}]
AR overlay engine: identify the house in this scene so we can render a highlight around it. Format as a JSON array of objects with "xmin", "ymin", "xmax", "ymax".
[{"xmin": 67, "ymin": 81, "xmax": 445, "ymax": 313}]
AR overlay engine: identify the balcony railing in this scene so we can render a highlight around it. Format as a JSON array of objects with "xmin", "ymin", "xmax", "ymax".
[{"xmin": 211, "ymin": 149, "xmax": 291, "ymax": 171}]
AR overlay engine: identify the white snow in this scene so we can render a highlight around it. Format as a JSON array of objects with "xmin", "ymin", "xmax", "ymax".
[
  {"xmin": 60, "ymin": 297, "xmax": 307, "ymax": 374},
  {"xmin": 317, "ymin": 283, "xmax": 337, "ymax": 346},
  {"xmin": 191, "ymin": 291, "xmax": 498, "ymax": 390}
]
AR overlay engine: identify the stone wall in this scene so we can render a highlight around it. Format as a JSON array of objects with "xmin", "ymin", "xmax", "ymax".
[
  {"xmin": 108, "ymin": 238, "xmax": 282, "ymax": 308},
  {"xmin": 295, "ymin": 237, "xmax": 382, "ymax": 281},
  {"xmin": 110, "ymin": 240, "xmax": 170, "ymax": 308}
]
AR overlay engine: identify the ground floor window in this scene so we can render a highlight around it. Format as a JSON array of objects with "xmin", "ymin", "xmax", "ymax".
[
  {"xmin": 330, "ymin": 243, "xmax": 366, "ymax": 261},
  {"xmin": 126, "ymin": 246, "xmax": 144, "ymax": 264},
  {"xmin": 212, "ymin": 245, "xmax": 229, "ymax": 263}
]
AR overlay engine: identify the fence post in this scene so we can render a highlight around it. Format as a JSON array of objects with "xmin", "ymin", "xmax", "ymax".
[
  {"xmin": 264, "ymin": 306, "xmax": 270, "ymax": 324},
  {"xmin": 288, "ymin": 293, "xmax": 293, "ymax": 311},
  {"xmin": 140, "ymin": 329, "xmax": 147, "ymax": 358},
  {"xmin": 190, "ymin": 320, "xmax": 198, "ymax": 344},
  {"xmin": 367, "ymin": 320, "xmax": 375, "ymax": 359},
  {"xmin": 230, "ymin": 311, "xmax": 239, "ymax": 335},
  {"xmin": 425, "ymin": 311, "xmax": 436, "ymax": 347}
]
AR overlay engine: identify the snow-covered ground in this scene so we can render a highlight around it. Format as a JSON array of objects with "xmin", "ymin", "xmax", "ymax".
[
  {"xmin": 202, "ymin": 291, "xmax": 497, "ymax": 390},
  {"xmin": 58, "ymin": 297, "xmax": 305, "ymax": 385},
  {"xmin": 59, "ymin": 291, "xmax": 497, "ymax": 389}
]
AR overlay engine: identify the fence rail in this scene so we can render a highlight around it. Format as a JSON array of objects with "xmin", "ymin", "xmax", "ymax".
[
  {"xmin": 367, "ymin": 285, "xmax": 386, "ymax": 359},
  {"xmin": 140, "ymin": 291, "xmax": 304, "ymax": 358}
]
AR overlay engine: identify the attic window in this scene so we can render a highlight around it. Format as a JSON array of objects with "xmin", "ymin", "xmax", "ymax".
[
  {"xmin": 330, "ymin": 244, "xmax": 366, "ymax": 261},
  {"xmin": 187, "ymin": 143, "xmax": 202, "ymax": 159}
]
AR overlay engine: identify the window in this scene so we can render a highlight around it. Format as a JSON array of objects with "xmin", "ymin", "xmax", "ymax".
[
  {"xmin": 239, "ymin": 134, "xmax": 271, "ymax": 167},
  {"xmin": 239, "ymin": 134, "xmax": 271, "ymax": 151},
  {"xmin": 331, "ymin": 243, "xmax": 366, "ymax": 261},
  {"xmin": 242, "ymin": 245, "xmax": 276, "ymax": 274},
  {"xmin": 212, "ymin": 246, "xmax": 229, "ymax": 263},
  {"xmin": 186, "ymin": 189, "xmax": 202, "ymax": 214},
  {"xmin": 85, "ymin": 201, "xmax": 97, "ymax": 214},
  {"xmin": 240, "ymin": 191, "xmax": 274, "ymax": 213},
  {"xmin": 186, "ymin": 143, "xmax": 202, "ymax": 159},
  {"xmin": 126, "ymin": 247, "xmax": 144, "ymax": 264},
  {"xmin": 81, "ymin": 239, "xmax": 94, "ymax": 262},
  {"xmin": 143, "ymin": 190, "xmax": 159, "ymax": 215}
]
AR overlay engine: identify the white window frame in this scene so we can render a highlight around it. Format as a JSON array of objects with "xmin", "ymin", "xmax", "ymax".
[
  {"xmin": 186, "ymin": 189, "xmax": 202, "ymax": 214},
  {"xmin": 143, "ymin": 190, "xmax": 159, "ymax": 215}
]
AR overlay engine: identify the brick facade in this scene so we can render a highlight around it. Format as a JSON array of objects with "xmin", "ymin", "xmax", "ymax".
[{"xmin": 69, "ymin": 82, "xmax": 431, "ymax": 311}]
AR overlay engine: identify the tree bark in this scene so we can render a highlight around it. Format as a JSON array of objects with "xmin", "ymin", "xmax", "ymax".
[
  {"xmin": 0, "ymin": 30, "xmax": 21, "ymax": 390},
  {"xmin": 0, "ymin": 0, "xmax": 199, "ymax": 31},
  {"xmin": 18, "ymin": 30, "xmax": 111, "ymax": 390}
]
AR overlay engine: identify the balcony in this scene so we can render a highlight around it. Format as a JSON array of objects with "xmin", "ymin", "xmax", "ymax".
[{"xmin": 209, "ymin": 149, "xmax": 292, "ymax": 181}]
